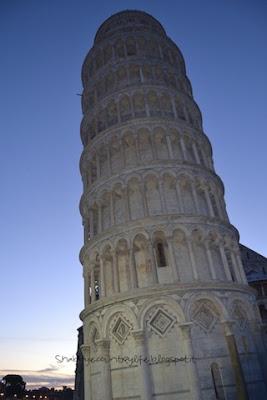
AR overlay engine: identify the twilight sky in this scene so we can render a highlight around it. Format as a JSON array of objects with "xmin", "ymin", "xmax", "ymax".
[{"xmin": 0, "ymin": 0, "xmax": 266, "ymax": 389}]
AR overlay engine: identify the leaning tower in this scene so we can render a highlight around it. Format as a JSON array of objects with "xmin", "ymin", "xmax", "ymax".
[{"xmin": 79, "ymin": 10, "xmax": 267, "ymax": 400}]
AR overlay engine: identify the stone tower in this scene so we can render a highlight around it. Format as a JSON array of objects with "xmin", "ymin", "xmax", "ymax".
[{"xmin": 79, "ymin": 10, "xmax": 267, "ymax": 400}]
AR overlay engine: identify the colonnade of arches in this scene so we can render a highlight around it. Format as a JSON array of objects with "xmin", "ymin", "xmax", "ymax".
[
  {"xmin": 82, "ymin": 89, "xmax": 201, "ymax": 144},
  {"xmin": 83, "ymin": 63, "xmax": 192, "ymax": 112},
  {"xmin": 81, "ymin": 126, "xmax": 213, "ymax": 187},
  {"xmin": 83, "ymin": 228, "xmax": 246, "ymax": 305},
  {"xmin": 84, "ymin": 172, "xmax": 227, "ymax": 239},
  {"xmin": 83, "ymin": 34, "xmax": 184, "ymax": 82}
]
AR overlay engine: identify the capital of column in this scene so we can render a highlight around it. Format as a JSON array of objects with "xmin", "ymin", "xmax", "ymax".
[
  {"xmin": 132, "ymin": 329, "xmax": 146, "ymax": 344},
  {"xmin": 221, "ymin": 319, "xmax": 235, "ymax": 336},
  {"xmin": 81, "ymin": 344, "xmax": 91, "ymax": 365},
  {"xmin": 179, "ymin": 322, "xmax": 193, "ymax": 339},
  {"xmin": 95, "ymin": 338, "xmax": 111, "ymax": 354}
]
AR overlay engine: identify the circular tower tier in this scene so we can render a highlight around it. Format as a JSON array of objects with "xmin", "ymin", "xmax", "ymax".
[{"xmin": 79, "ymin": 10, "xmax": 266, "ymax": 400}]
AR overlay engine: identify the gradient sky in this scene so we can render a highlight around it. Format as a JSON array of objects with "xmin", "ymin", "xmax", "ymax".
[{"xmin": 0, "ymin": 0, "xmax": 266, "ymax": 389}]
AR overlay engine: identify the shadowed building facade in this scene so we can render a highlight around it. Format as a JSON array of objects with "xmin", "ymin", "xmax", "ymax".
[{"xmin": 79, "ymin": 10, "xmax": 267, "ymax": 400}]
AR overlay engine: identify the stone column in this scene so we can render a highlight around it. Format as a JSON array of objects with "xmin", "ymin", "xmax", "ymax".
[
  {"xmin": 132, "ymin": 330, "xmax": 153, "ymax": 400},
  {"xmin": 179, "ymin": 323, "xmax": 202, "ymax": 400},
  {"xmin": 219, "ymin": 245, "xmax": 232, "ymax": 281},
  {"xmin": 113, "ymin": 251, "xmax": 120, "ymax": 292},
  {"xmin": 231, "ymin": 252, "xmax": 242, "ymax": 283},
  {"xmin": 83, "ymin": 268, "xmax": 89, "ymax": 305},
  {"xmin": 141, "ymin": 181, "xmax": 149, "ymax": 216},
  {"xmin": 80, "ymin": 344, "xmax": 92, "ymax": 400},
  {"xmin": 180, "ymin": 136, "xmax": 188, "ymax": 161},
  {"xmin": 221, "ymin": 320, "xmax": 249, "ymax": 400},
  {"xmin": 187, "ymin": 240, "xmax": 198, "ymax": 280},
  {"xmin": 166, "ymin": 135, "xmax": 174, "ymax": 159},
  {"xmin": 90, "ymin": 266, "xmax": 96, "ymax": 302},
  {"xmin": 129, "ymin": 247, "xmax": 138, "ymax": 288},
  {"xmin": 204, "ymin": 188, "xmax": 215, "ymax": 217},
  {"xmin": 100, "ymin": 257, "xmax": 106, "ymax": 297},
  {"xmin": 158, "ymin": 179, "xmax": 166, "ymax": 213},
  {"xmin": 205, "ymin": 242, "xmax": 216, "ymax": 279},
  {"xmin": 110, "ymin": 192, "xmax": 115, "ymax": 225},
  {"xmin": 95, "ymin": 339, "xmax": 113, "ymax": 400},
  {"xmin": 166, "ymin": 237, "xmax": 179, "ymax": 281},
  {"xmin": 124, "ymin": 186, "xmax": 131, "ymax": 222},
  {"xmin": 235, "ymin": 253, "xmax": 247, "ymax": 284},
  {"xmin": 147, "ymin": 241, "xmax": 159, "ymax": 284},
  {"xmin": 192, "ymin": 142, "xmax": 201, "ymax": 164},
  {"xmin": 150, "ymin": 134, "xmax": 157, "ymax": 160},
  {"xmin": 176, "ymin": 181, "xmax": 184, "ymax": 213},
  {"xmin": 191, "ymin": 182, "xmax": 200, "ymax": 214},
  {"xmin": 134, "ymin": 134, "xmax": 141, "ymax": 161}
]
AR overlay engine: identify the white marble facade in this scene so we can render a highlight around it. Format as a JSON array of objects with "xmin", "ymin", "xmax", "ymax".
[{"xmin": 79, "ymin": 10, "xmax": 267, "ymax": 400}]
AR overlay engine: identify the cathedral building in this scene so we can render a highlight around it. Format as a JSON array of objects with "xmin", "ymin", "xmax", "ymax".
[{"xmin": 78, "ymin": 10, "xmax": 267, "ymax": 400}]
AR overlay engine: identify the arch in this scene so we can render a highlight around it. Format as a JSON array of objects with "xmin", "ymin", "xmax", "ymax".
[
  {"xmin": 102, "ymin": 305, "xmax": 138, "ymax": 338},
  {"xmin": 138, "ymin": 296, "xmax": 186, "ymax": 329},
  {"xmin": 185, "ymin": 292, "xmax": 228, "ymax": 322}
]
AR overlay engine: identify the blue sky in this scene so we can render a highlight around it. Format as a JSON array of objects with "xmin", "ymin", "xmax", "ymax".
[{"xmin": 0, "ymin": 0, "xmax": 266, "ymax": 389}]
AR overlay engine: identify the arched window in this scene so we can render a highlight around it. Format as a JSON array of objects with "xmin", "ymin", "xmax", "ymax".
[
  {"xmin": 211, "ymin": 363, "xmax": 225, "ymax": 399},
  {"xmin": 156, "ymin": 242, "xmax": 167, "ymax": 267}
]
